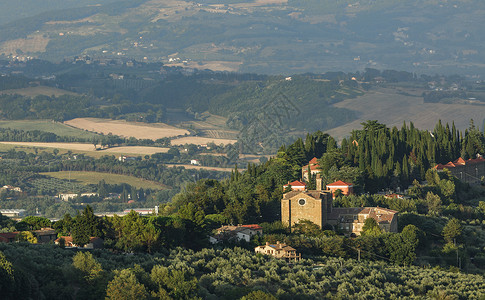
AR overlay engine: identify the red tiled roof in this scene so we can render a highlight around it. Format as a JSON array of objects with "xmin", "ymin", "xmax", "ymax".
[
  {"xmin": 284, "ymin": 180, "xmax": 306, "ymax": 187},
  {"xmin": 327, "ymin": 207, "xmax": 397, "ymax": 223},
  {"xmin": 435, "ymin": 156, "xmax": 485, "ymax": 169},
  {"xmin": 0, "ymin": 232, "xmax": 19, "ymax": 242},
  {"xmin": 241, "ymin": 224, "xmax": 262, "ymax": 230},
  {"xmin": 326, "ymin": 180, "xmax": 353, "ymax": 187},
  {"xmin": 454, "ymin": 157, "xmax": 466, "ymax": 165},
  {"xmin": 309, "ymin": 157, "xmax": 319, "ymax": 164}
]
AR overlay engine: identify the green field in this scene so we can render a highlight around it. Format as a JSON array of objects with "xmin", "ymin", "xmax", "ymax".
[
  {"xmin": 40, "ymin": 171, "xmax": 169, "ymax": 190},
  {"xmin": 0, "ymin": 120, "xmax": 101, "ymax": 139}
]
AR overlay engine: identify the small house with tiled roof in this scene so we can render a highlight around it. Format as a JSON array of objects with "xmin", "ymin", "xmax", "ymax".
[
  {"xmin": 0, "ymin": 232, "xmax": 19, "ymax": 243},
  {"xmin": 283, "ymin": 180, "xmax": 307, "ymax": 191},
  {"xmin": 255, "ymin": 241, "xmax": 301, "ymax": 261},
  {"xmin": 434, "ymin": 156, "xmax": 485, "ymax": 184},
  {"xmin": 302, "ymin": 157, "xmax": 321, "ymax": 181},
  {"xmin": 326, "ymin": 180, "xmax": 354, "ymax": 197}
]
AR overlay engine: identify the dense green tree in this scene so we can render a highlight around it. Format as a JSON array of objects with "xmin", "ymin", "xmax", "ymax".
[
  {"xmin": 240, "ymin": 290, "xmax": 277, "ymax": 300},
  {"xmin": 106, "ymin": 269, "xmax": 148, "ymax": 300},
  {"xmin": 442, "ymin": 218, "xmax": 462, "ymax": 244},
  {"xmin": 72, "ymin": 252, "xmax": 103, "ymax": 282},
  {"xmin": 361, "ymin": 218, "xmax": 382, "ymax": 236},
  {"xmin": 71, "ymin": 205, "xmax": 102, "ymax": 247}
]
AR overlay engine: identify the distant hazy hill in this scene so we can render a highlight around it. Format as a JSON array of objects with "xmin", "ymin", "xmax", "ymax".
[{"xmin": 1, "ymin": 0, "xmax": 485, "ymax": 75}]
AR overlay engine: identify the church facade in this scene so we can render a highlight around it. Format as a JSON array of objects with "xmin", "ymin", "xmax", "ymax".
[{"xmin": 281, "ymin": 185, "xmax": 398, "ymax": 235}]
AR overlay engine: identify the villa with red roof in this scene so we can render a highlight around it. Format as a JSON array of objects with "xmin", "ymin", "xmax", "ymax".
[
  {"xmin": 434, "ymin": 156, "xmax": 485, "ymax": 184},
  {"xmin": 283, "ymin": 180, "xmax": 307, "ymax": 191},
  {"xmin": 302, "ymin": 157, "xmax": 321, "ymax": 181},
  {"xmin": 326, "ymin": 180, "xmax": 353, "ymax": 197}
]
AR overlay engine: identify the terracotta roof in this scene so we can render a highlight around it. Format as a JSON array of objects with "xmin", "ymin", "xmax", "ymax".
[
  {"xmin": 435, "ymin": 157, "xmax": 485, "ymax": 169},
  {"xmin": 326, "ymin": 180, "xmax": 353, "ymax": 187},
  {"xmin": 327, "ymin": 207, "xmax": 397, "ymax": 224},
  {"xmin": 284, "ymin": 180, "xmax": 306, "ymax": 187},
  {"xmin": 309, "ymin": 157, "xmax": 319, "ymax": 164},
  {"xmin": 217, "ymin": 224, "xmax": 262, "ymax": 234},
  {"xmin": 303, "ymin": 164, "xmax": 321, "ymax": 171},
  {"xmin": 454, "ymin": 157, "xmax": 466, "ymax": 165},
  {"xmin": 268, "ymin": 243, "xmax": 295, "ymax": 251},
  {"xmin": 241, "ymin": 224, "xmax": 262, "ymax": 230}
]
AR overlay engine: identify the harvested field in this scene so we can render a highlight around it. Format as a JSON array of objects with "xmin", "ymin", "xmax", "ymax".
[
  {"xmin": 64, "ymin": 118, "xmax": 189, "ymax": 140},
  {"xmin": 0, "ymin": 86, "xmax": 79, "ymax": 97},
  {"xmin": 170, "ymin": 136, "xmax": 237, "ymax": 146},
  {"xmin": 0, "ymin": 142, "xmax": 169, "ymax": 155},
  {"xmin": 41, "ymin": 171, "xmax": 168, "ymax": 190},
  {"xmin": 0, "ymin": 34, "xmax": 49, "ymax": 55},
  {"xmin": 167, "ymin": 164, "xmax": 239, "ymax": 172},
  {"xmin": 326, "ymin": 87, "xmax": 485, "ymax": 140},
  {"xmin": 164, "ymin": 60, "xmax": 242, "ymax": 72}
]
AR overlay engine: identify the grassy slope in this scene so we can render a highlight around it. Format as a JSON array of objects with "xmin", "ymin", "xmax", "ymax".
[
  {"xmin": 0, "ymin": 119, "xmax": 100, "ymax": 139},
  {"xmin": 40, "ymin": 171, "xmax": 168, "ymax": 190}
]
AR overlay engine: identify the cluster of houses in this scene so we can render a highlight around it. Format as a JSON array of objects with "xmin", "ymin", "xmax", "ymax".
[
  {"xmin": 434, "ymin": 155, "xmax": 485, "ymax": 184},
  {"xmin": 0, "ymin": 227, "xmax": 104, "ymax": 249}
]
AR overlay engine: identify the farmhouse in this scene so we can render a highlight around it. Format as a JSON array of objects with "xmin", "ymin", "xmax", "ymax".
[
  {"xmin": 32, "ymin": 228, "xmax": 58, "ymax": 244},
  {"xmin": 55, "ymin": 236, "xmax": 104, "ymax": 249},
  {"xmin": 0, "ymin": 209, "xmax": 26, "ymax": 218},
  {"xmin": 57, "ymin": 193, "xmax": 98, "ymax": 201},
  {"xmin": 434, "ymin": 156, "xmax": 485, "ymax": 184},
  {"xmin": 254, "ymin": 241, "xmax": 301, "ymax": 261}
]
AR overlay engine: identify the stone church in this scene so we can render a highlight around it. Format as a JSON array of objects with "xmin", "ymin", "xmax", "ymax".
[{"xmin": 281, "ymin": 178, "xmax": 398, "ymax": 235}]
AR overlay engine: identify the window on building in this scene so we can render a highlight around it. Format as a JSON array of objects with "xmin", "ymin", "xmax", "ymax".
[{"xmin": 298, "ymin": 198, "xmax": 306, "ymax": 206}]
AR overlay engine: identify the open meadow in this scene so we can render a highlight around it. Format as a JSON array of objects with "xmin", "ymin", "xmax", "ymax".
[
  {"xmin": 0, "ymin": 119, "xmax": 100, "ymax": 139},
  {"xmin": 40, "ymin": 171, "xmax": 168, "ymax": 190},
  {"xmin": 0, "ymin": 86, "xmax": 79, "ymax": 97},
  {"xmin": 64, "ymin": 118, "xmax": 190, "ymax": 140}
]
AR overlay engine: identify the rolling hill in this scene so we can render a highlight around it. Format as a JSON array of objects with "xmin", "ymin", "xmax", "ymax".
[{"xmin": 1, "ymin": 0, "xmax": 485, "ymax": 75}]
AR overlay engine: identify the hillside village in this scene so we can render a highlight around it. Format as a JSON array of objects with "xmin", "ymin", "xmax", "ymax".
[{"xmin": 1, "ymin": 121, "xmax": 485, "ymax": 298}]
